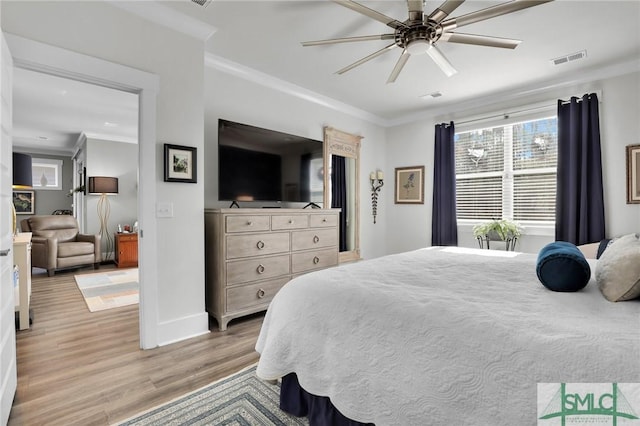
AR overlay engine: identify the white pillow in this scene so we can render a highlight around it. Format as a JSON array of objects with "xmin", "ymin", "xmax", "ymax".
[{"xmin": 596, "ymin": 233, "xmax": 640, "ymax": 302}]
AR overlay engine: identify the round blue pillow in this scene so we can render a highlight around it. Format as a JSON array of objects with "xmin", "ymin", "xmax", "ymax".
[{"xmin": 536, "ymin": 241, "xmax": 591, "ymax": 292}]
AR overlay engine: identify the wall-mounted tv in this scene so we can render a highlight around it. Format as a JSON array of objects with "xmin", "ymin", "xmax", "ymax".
[{"xmin": 218, "ymin": 119, "xmax": 323, "ymax": 204}]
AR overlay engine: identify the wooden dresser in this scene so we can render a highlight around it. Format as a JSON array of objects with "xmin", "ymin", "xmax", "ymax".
[{"xmin": 205, "ymin": 208, "xmax": 340, "ymax": 330}]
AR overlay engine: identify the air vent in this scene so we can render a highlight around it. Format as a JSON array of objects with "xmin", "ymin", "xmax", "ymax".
[
  {"xmin": 190, "ymin": 0, "xmax": 211, "ymax": 7},
  {"xmin": 551, "ymin": 50, "xmax": 587, "ymax": 66}
]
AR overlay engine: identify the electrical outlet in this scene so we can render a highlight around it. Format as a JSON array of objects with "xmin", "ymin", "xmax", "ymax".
[{"xmin": 156, "ymin": 202, "xmax": 174, "ymax": 218}]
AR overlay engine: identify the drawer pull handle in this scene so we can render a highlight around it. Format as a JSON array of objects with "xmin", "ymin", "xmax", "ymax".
[
  {"xmin": 313, "ymin": 235, "xmax": 320, "ymax": 244},
  {"xmin": 256, "ymin": 240, "xmax": 265, "ymax": 249},
  {"xmin": 289, "ymin": 219, "xmax": 294, "ymax": 224},
  {"xmin": 313, "ymin": 256, "xmax": 320, "ymax": 265},
  {"xmin": 257, "ymin": 288, "xmax": 266, "ymax": 299},
  {"xmin": 257, "ymin": 264, "xmax": 265, "ymax": 274},
  {"xmin": 247, "ymin": 221, "xmax": 253, "ymax": 226}
]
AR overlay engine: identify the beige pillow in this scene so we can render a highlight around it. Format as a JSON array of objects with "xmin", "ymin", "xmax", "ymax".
[
  {"xmin": 577, "ymin": 242, "xmax": 599, "ymax": 259},
  {"xmin": 596, "ymin": 233, "xmax": 640, "ymax": 302}
]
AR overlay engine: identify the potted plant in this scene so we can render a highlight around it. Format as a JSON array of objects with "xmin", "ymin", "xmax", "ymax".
[
  {"xmin": 473, "ymin": 218, "xmax": 522, "ymax": 242},
  {"xmin": 67, "ymin": 185, "xmax": 85, "ymax": 197}
]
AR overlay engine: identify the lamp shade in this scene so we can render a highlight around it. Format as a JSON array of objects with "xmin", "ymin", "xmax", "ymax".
[
  {"xmin": 12, "ymin": 152, "xmax": 33, "ymax": 189},
  {"xmin": 88, "ymin": 176, "xmax": 119, "ymax": 194}
]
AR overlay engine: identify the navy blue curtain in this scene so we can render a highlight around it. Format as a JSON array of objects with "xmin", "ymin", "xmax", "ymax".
[
  {"xmin": 431, "ymin": 121, "xmax": 458, "ymax": 246},
  {"xmin": 331, "ymin": 156, "xmax": 348, "ymax": 252},
  {"xmin": 555, "ymin": 93, "xmax": 605, "ymax": 245}
]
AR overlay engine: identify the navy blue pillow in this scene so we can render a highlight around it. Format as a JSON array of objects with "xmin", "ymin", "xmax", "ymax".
[{"xmin": 536, "ymin": 241, "xmax": 591, "ymax": 292}]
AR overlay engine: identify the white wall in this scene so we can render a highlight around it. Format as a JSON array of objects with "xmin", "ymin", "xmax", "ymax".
[
  {"xmin": 2, "ymin": 1, "xmax": 208, "ymax": 344},
  {"xmin": 204, "ymin": 67, "xmax": 389, "ymax": 260},
  {"xmin": 85, "ymin": 138, "xmax": 138, "ymax": 258},
  {"xmin": 385, "ymin": 71, "xmax": 640, "ymax": 254}
]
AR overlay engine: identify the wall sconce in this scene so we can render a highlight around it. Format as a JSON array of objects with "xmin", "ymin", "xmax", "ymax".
[
  {"xmin": 88, "ymin": 176, "xmax": 119, "ymax": 262},
  {"xmin": 370, "ymin": 170, "xmax": 384, "ymax": 224}
]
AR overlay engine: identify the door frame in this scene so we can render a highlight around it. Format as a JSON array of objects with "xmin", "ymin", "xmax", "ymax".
[{"xmin": 6, "ymin": 33, "xmax": 160, "ymax": 349}]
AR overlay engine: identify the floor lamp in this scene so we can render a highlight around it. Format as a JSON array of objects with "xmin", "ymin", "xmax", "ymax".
[
  {"xmin": 88, "ymin": 176, "xmax": 119, "ymax": 262},
  {"xmin": 12, "ymin": 153, "xmax": 33, "ymax": 235}
]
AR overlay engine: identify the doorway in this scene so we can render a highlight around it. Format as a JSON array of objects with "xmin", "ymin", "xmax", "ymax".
[{"xmin": 7, "ymin": 33, "xmax": 159, "ymax": 349}]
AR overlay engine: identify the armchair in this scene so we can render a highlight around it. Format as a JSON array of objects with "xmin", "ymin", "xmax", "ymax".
[{"xmin": 21, "ymin": 215, "xmax": 101, "ymax": 277}]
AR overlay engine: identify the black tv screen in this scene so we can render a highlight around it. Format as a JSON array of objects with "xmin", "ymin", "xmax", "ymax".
[{"xmin": 218, "ymin": 119, "xmax": 323, "ymax": 204}]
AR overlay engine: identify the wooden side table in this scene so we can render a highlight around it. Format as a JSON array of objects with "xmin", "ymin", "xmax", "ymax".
[
  {"xmin": 13, "ymin": 232, "xmax": 32, "ymax": 330},
  {"xmin": 115, "ymin": 233, "xmax": 138, "ymax": 268}
]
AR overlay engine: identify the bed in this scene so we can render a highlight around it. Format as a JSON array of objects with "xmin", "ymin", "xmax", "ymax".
[{"xmin": 255, "ymin": 246, "xmax": 640, "ymax": 425}]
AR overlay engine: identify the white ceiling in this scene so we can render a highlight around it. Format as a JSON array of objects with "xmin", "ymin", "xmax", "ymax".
[{"xmin": 11, "ymin": 0, "xmax": 640, "ymax": 154}]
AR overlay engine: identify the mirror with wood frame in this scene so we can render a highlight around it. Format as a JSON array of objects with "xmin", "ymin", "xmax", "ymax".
[{"xmin": 323, "ymin": 127, "xmax": 361, "ymax": 263}]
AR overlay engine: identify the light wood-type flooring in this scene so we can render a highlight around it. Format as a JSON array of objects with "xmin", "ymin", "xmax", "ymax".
[{"xmin": 9, "ymin": 264, "xmax": 263, "ymax": 425}]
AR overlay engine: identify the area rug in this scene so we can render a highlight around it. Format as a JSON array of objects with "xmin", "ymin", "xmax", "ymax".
[
  {"xmin": 117, "ymin": 364, "xmax": 308, "ymax": 425},
  {"xmin": 74, "ymin": 268, "xmax": 138, "ymax": 312}
]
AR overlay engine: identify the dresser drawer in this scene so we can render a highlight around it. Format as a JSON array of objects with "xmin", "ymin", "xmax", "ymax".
[
  {"xmin": 226, "ymin": 277, "xmax": 289, "ymax": 313},
  {"xmin": 292, "ymin": 248, "xmax": 338, "ymax": 274},
  {"xmin": 226, "ymin": 254, "xmax": 290, "ymax": 285},
  {"xmin": 291, "ymin": 228, "xmax": 338, "ymax": 251},
  {"xmin": 271, "ymin": 214, "xmax": 309, "ymax": 230},
  {"xmin": 117, "ymin": 233, "xmax": 138, "ymax": 242},
  {"xmin": 309, "ymin": 214, "xmax": 338, "ymax": 228},
  {"xmin": 226, "ymin": 232, "xmax": 290, "ymax": 259},
  {"xmin": 226, "ymin": 215, "xmax": 270, "ymax": 233}
]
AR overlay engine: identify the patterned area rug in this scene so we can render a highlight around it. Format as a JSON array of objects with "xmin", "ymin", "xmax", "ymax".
[
  {"xmin": 74, "ymin": 268, "xmax": 138, "ymax": 312},
  {"xmin": 117, "ymin": 364, "xmax": 308, "ymax": 425}
]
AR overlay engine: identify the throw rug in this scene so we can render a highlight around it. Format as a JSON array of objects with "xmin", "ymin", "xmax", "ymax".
[
  {"xmin": 117, "ymin": 364, "xmax": 308, "ymax": 425},
  {"xmin": 74, "ymin": 268, "xmax": 138, "ymax": 312}
]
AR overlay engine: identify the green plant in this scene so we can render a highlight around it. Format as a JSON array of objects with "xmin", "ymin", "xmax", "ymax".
[
  {"xmin": 67, "ymin": 185, "xmax": 85, "ymax": 197},
  {"xmin": 473, "ymin": 218, "xmax": 522, "ymax": 240}
]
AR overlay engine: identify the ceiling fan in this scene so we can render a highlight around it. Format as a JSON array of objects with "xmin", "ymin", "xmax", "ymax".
[{"xmin": 302, "ymin": 0, "xmax": 553, "ymax": 83}]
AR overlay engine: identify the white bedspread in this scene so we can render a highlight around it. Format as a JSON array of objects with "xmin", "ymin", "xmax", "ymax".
[{"xmin": 255, "ymin": 247, "xmax": 640, "ymax": 425}]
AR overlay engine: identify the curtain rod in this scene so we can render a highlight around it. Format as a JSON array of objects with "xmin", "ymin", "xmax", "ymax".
[
  {"xmin": 454, "ymin": 90, "xmax": 602, "ymax": 127},
  {"xmin": 455, "ymin": 103, "xmax": 554, "ymax": 126}
]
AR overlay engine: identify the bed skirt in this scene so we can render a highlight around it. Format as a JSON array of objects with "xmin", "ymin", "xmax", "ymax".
[{"xmin": 280, "ymin": 373, "xmax": 374, "ymax": 426}]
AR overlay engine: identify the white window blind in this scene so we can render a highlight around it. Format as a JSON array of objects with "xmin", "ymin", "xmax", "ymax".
[
  {"xmin": 455, "ymin": 116, "xmax": 557, "ymax": 223},
  {"xmin": 32, "ymin": 158, "xmax": 63, "ymax": 190}
]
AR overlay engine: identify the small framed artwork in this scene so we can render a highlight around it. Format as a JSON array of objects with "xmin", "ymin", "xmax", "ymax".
[
  {"xmin": 627, "ymin": 144, "xmax": 640, "ymax": 204},
  {"xmin": 13, "ymin": 191, "xmax": 35, "ymax": 214},
  {"xmin": 395, "ymin": 165, "xmax": 425, "ymax": 204},
  {"xmin": 164, "ymin": 144, "xmax": 197, "ymax": 183}
]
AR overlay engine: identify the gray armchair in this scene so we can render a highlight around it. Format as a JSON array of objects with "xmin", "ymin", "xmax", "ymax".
[{"xmin": 21, "ymin": 215, "xmax": 101, "ymax": 276}]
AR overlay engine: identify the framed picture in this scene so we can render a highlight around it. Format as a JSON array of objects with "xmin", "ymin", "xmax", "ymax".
[
  {"xmin": 13, "ymin": 191, "xmax": 35, "ymax": 214},
  {"xmin": 627, "ymin": 144, "xmax": 640, "ymax": 204},
  {"xmin": 394, "ymin": 166, "xmax": 425, "ymax": 204},
  {"xmin": 164, "ymin": 144, "xmax": 197, "ymax": 183}
]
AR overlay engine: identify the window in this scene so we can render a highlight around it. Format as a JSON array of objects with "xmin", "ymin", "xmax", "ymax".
[
  {"xmin": 455, "ymin": 116, "xmax": 557, "ymax": 223},
  {"xmin": 32, "ymin": 158, "xmax": 63, "ymax": 190}
]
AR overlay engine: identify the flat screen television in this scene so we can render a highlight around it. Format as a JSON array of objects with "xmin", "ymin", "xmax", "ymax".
[{"xmin": 218, "ymin": 119, "xmax": 324, "ymax": 204}]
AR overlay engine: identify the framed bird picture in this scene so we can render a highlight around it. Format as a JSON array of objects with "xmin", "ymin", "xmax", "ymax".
[{"xmin": 13, "ymin": 191, "xmax": 35, "ymax": 214}]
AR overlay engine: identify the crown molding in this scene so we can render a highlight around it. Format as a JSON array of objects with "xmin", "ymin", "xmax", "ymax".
[
  {"xmin": 107, "ymin": 0, "xmax": 217, "ymax": 41},
  {"xmin": 205, "ymin": 53, "xmax": 388, "ymax": 127},
  {"xmin": 389, "ymin": 58, "xmax": 640, "ymax": 127}
]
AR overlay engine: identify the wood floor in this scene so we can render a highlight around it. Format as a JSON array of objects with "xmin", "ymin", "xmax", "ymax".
[{"xmin": 9, "ymin": 265, "xmax": 263, "ymax": 425}]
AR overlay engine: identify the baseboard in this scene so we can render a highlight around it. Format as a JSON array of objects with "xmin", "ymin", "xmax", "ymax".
[{"xmin": 157, "ymin": 311, "xmax": 210, "ymax": 347}]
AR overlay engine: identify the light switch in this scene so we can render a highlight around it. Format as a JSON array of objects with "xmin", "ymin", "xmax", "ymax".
[{"xmin": 156, "ymin": 202, "xmax": 174, "ymax": 218}]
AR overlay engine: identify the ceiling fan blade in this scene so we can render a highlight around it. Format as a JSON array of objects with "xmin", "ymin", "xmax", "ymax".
[
  {"xmin": 440, "ymin": 32, "xmax": 521, "ymax": 49},
  {"xmin": 302, "ymin": 34, "xmax": 395, "ymax": 47},
  {"xmin": 333, "ymin": 0, "xmax": 409, "ymax": 30},
  {"xmin": 336, "ymin": 43, "xmax": 398, "ymax": 75},
  {"xmin": 426, "ymin": 44, "xmax": 457, "ymax": 77},
  {"xmin": 387, "ymin": 50, "xmax": 411, "ymax": 84},
  {"xmin": 441, "ymin": 0, "xmax": 554, "ymax": 31},
  {"xmin": 428, "ymin": 0, "xmax": 465, "ymax": 23}
]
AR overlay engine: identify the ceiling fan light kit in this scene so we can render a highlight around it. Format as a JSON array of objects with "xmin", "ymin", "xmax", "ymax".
[{"xmin": 303, "ymin": 0, "xmax": 553, "ymax": 83}]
